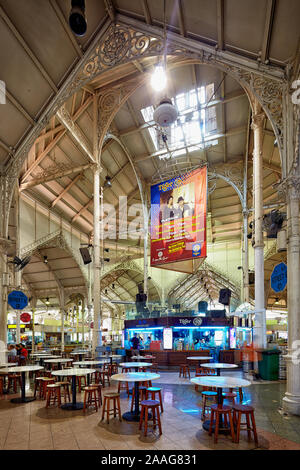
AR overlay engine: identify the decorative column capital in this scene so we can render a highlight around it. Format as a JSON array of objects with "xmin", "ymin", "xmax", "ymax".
[
  {"xmin": 251, "ymin": 112, "xmax": 265, "ymax": 131},
  {"xmin": 275, "ymin": 174, "xmax": 300, "ymax": 201}
]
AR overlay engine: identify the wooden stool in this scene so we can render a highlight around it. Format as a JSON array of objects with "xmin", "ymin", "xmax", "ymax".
[
  {"xmin": 201, "ymin": 390, "xmax": 217, "ymax": 420},
  {"xmin": 56, "ymin": 381, "xmax": 71, "ymax": 403},
  {"xmin": 76, "ymin": 375, "xmax": 87, "ymax": 393},
  {"xmin": 179, "ymin": 364, "xmax": 190, "ymax": 379},
  {"xmin": 139, "ymin": 400, "xmax": 162, "ymax": 437},
  {"xmin": 46, "ymin": 384, "xmax": 61, "ymax": 408},
  {"xmin": 7, "ymin": 373, "xmax": 22, "ymax": 393},
  {"xmin": 150, "ymin": 363, "xmax": 158, "ymax": 373},
  {"xmin": 122, "ymin": 367, "xmax": 132, "ymax": 373},
  {"xmin": 232, "ymin": 404, "xmax": 258, "ymax": 445},
  {"xmin": 209, "ymin": 404, "xmax": 235, "ymax": 443},
  {"xmin": 118, "ymin": 380, "xmax": 130, "ymax": 398},
  {"xmin": 146, "ymin": 387, "xmax": 163, "ymax": 413},
  {"xmin": 131, "ymin": 386, "xmax": 147, "ymax": 412},
  {"xmin": 222, "ymin": 392, "xmax": 237, "ymax": 405},
  {"xmin": 83, "ymin": 385, "xmax": 99, "ymax": 412},
  {"xmin": 34, "ymin": 376, "xmax": 49, "ymax": 399},
  {"xmin": 109, "ymin": 363, "xmax": 118, "ymax": 376},
  {"xmin": 101, "ymin": 392, "xmax": 122, "ymax": 423},
  {"xmin": 99, "ymin": 371, "xmax": 110, "ymax": 387},
  {"xmin": 41, "ymin": 378, "xmax": 56, "ymax": 399}
]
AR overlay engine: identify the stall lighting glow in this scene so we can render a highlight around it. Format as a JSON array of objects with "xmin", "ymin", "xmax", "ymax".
[
  {"xmin": 173, "ymin": 326, "xmax": 227, "ymax": 330},
  {"xmin": 150, "ymin": 65, "xmax": 167, "ymax": 92},
  {"xmin": 127, "ymin": 327, "xmax": 163, "ymax": 332}
]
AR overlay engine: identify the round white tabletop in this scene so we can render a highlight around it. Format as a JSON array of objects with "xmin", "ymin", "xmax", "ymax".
[
  {"xmin": 0, "ymin": 363, "xmax": 18, "ymax": 367},
  {"xmin": 34, "ymin": 355, "xmax": 61, "ymax": 359},
  {"xmin": 0, "ymin": 365, "xmax": 43, "ymax": 374},
  {"xmin": 70, "ymin": 351, "xmax": 89, "ymax": 355},
  {"xmin": 51, "ymin": 367, "xmax": 95, "ymax": 377},
  {"xmin": 111, "ymin": 372, "xmax": 160, "ymax": 422},
  {"xmin": 43, "ymin": 358, "xmax": 73, "ymax": 364},
  {"xmin": 0, "ymin": 365, "xmax": 43, "ymax": 404},
  {"xmin": 72, "ymin": 360, "xmax": 109, "ymax": 367},
  {"xmin": 52, "ymin": 368, "xmax": 96, "ymax": 410},
  {"xmin": 131, "ymin": 355, "xmax": 155, "ymax": 360},
  {"xmin": 191, "ymin": 375, "xmax": 250, "ymax": 389},
  {"xmin": 111, "ymin": 372, "xmax": 160, "ymax": 382},
  {"xmin": 187, "ymin": 356, "xmax": 212, "ymax": 360},
  {"xmin": 201, "ymin": 363, "xmax": 238, "ymax": 369},
  {"xmin": 120, "ymin": 362, "xmax": 152, "ymax": 369}
]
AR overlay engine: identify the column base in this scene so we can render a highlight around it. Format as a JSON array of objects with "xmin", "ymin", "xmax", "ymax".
[{"xmin": 282, "ymin": 395, "xmax": 300, "ymax": 416}]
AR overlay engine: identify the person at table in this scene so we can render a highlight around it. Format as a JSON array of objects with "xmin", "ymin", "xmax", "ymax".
[
  {"xmin": 144, "ymin": 336, "xmax": 151, "ymax": 349},
  {"xmin": 7, "ymin": 344, "xmax": 17, "ymax": 361},
  {"xmin": 139, "ymin": 337, "xmax": 145, "ymax": 350},
  {"xmin": 130, "ymin": 333, "xmax": 140, "ymax": 351},
  {"xmin": 18, "ymin": 343, "xmax": 28, "ymax": 365}
]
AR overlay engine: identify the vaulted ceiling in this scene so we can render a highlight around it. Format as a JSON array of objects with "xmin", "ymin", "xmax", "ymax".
[{"xmin": 1, "ymin": 0, "xmax": 298, "ymax": 311}]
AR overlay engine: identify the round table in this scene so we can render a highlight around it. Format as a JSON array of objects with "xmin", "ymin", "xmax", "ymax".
[
  {"xmin": 187, "ymin": 356, "xmax": 213, "ymax": 368},
  {"xmin": 43, "ymin": 358, "xmax": 73, "ymax": 369},
  {"xmin": 131, "ymin": 355, "xmax": 155, "ymax": 361},
  {"xmin": 191, "ymin": 375, "xmax": 251, "ymax": 433},
  {"xmin": 72, "ymin": 360, "xmax": 109, "ymax": 383},
  {"xmin": 120, "ymin": 362, "xmax": 152, "ymax": 372},
  {"xmin": 0, "ymin": 363, "xmax": 17, "ymax": 367},
  {"xmin": 70, "ymin": 351, "xmax": 89, "ymax": 361},
  {"xmin": 0, "ymin": 365, "xmax": 43, "ymax": 403},
  {"xmin": 33, "ymin": 355, "xmax": 62, "ymax": 366},
  {"xmin": 200, "ymin": 363, "xmax": 238, "ymax": 376},
  {"xmin": 111, "ymin": 372, "xmax": 160, "ymax": 422},
  {"xmin": 51, "ymin": 368, "xmax": 95, "ymax": 410}
]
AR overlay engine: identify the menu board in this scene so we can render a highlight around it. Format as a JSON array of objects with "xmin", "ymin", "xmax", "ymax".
[{"xmin": 163, "ymin": 327, "xmax": 173, "ymax": 350}]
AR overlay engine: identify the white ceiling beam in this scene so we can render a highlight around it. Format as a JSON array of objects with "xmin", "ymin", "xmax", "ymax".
[
  {"xmin": 0, "ymin": 5, "xmax": 58, "ymax": 92},
  {"xmin": 5, "ymin": 88, "xmax": 35, "ymax": 125},
  {"xmin": 176, "ymin": 0, "xmax": 186, "ymax": 37},
  {"xmin": 260, "ymin": 0, "xmax": 276, "ymax": 64},
  {"xmin": 141, "ymin": 0, "xmax": 152, "ymax": 25},
  {"xmin": 51, "ymin": 173, "xmax": 83, "ymax": 208},
  {"xmin": 216, "ymin": 0, "xmax": 225, "ymax": 50}
]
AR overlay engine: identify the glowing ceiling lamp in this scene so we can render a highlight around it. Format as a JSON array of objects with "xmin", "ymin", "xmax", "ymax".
[{"xmin": 151, "ymin": 65, "xmax": 167, "ymax": 92}]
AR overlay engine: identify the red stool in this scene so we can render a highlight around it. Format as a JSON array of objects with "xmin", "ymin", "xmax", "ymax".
[
  {"xmin": 41, "ymin": 378, "xmax": 56, "ymax": 399},
  {"xmin": 179, "ymin": 364, "xmax": 190, "ymax": 379},
  {"xmin": 201, "ymin": 390, "xmax": 217, "ymax": 420},
  {"xmin": 118, "ymin": 380, "xmax": 130, "ymax": 398},
  {"xmin": 131, "ymin": 386, "xmax": 147, "ymax": 412},
  {"xmin": 56, "ymin": 381, "xmax": 71, "ymax": 403},
  {"xmin": 139, "ymin": 400, "xmax": 162, "ymax": 436},
  {"xmin": 7, "ymin": 373, "xmax": 22, "ymax": 393},
  {"xmin": 76, "ymin": 375, "xmax": 87, "ymax": 393},
  {"xmin": 232, "ymin": 404, "xmax": 258, "ymax": 445},
  {"xmin": 101, "ymin": 392, "xmax": 122, "ymax": 423},
  {"xmin": 222, "ymin": 392, "xmax": 237, "ymax": 405},
  {"xmin": 46, "ymin": 384, "xmax": 61, "ymax": 408},
  {"xmin": 146, "ymin": 387, "xmax": 163, "ymax": 413},
  {"xmin": 83, "ymin": 385, "xmax": 99, "ymax": 412},
  {"xmin": 209, "ymin": 404, "xmax": 235, "ymax": 443}
]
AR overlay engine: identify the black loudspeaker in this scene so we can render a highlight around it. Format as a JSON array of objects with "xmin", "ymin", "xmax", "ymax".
[
  {"xmin": 219, "ymin": 288, "xmax": 231, "ymax": 305},
  {"xmin": 79, "ymin": 247, "xmax": 92, "ymax": 265},
  {"xmin": 249, "ymin": 272, "xmax": 255, "ymax": 285},
  {"xmin": 198, "ymin": 301, "xmax": 208, "ymax": 313}
]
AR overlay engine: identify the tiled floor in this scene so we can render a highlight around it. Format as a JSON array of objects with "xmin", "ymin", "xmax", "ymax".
[{"xmin": 1, "ymin": 370, "xmax": 300, "ymax": 450}]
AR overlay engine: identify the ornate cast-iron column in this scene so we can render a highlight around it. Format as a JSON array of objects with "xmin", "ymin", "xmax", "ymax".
[{"xmin": 252, "ymin": 110, "xmax": 267, "ymax": 351}]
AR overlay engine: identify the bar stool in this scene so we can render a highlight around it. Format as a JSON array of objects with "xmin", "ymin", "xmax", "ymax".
[
  {"xmin": 131, "ymin": 386, "xmax": 147, "ymax": 412},
  {"xmin": 41, "ymin": 377, "xmax": 56, "ymax": 399},
  {"xmin": 56, "ymin": 381, "xmax": 71, "ymax": 403},
  {"xmin": 118, "ymin": 380, "xmax": 130, "ymax": 398},
  {"xmin": 232, "ymin": 404, "xmax": 258, "ymax": 445},
  {"xmin": 201, "ymin": 390, "xmax": 217, "ymax": 420},
  {"xmin": 179, "ymin": 364, "xmax": 190, "ymax": 379},
  {"xmin": 83, "ymin": 385, "xmax": 99, "ymax": 412},
  {"xmin": 76, "ymin": 375, "xmax": 87, "ymax": 393},
  {"xmin": 7, "ymin": 373, "xmax": 22, "ymax": 393},
  {"xmin": 98, "ymin": 370, "xmax": 110, "ymax": 387},
  {"xmin": 146, "ymin": 387, "xmax": 163, "ymax": 413},
  {"xmin": 122, "ymin": 366, "xmax": 133, "ymax": 373},
  {"xmin": 109, "ymin": 363, "xmax": 118, "ymax": 376},
  {"xmin": 101, "ymin": 392, "xmax": 122, "ymax": 423},
  {"xmin": 209, "ymin": 404, "xmax": 235, "ymax": 444},
  {"xmin": 222, "ymin": 391, "xmax": 237, "ymax": 405},
  {"xmin": 150, "ymin": 363, "xmax": 158, "ymax": 373},
  {"xmin": 34, "ymin": 376, "xmax": 49, "ymax": 399},
  {"xmin": 45, "ymin": 383, "xmax": 61, "ymax": 408},
  {"xmin": 139, "ymin": 400, "xmax": 162, "ymax": 436}
]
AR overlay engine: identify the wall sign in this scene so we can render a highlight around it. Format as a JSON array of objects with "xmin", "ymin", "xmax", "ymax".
[
  {"xmin": 20, "ymin": 312, "xmax": 31, "ymax": 323},
  {"xmin": 270, "ymin": 262, "xmax": 287, "ymax": 293},
  {"xmin": 7, "ymin": 290, "xmax": 28, "ymax": 310},
  {"xmin": 163, "ymin": 328, "xmax": 173, "ymax": 350}
]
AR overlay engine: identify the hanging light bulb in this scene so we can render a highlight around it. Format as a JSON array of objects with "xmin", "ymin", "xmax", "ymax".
[{"xmin": 151, "ymin": 64, "xmax": 167, "ymax": 92}]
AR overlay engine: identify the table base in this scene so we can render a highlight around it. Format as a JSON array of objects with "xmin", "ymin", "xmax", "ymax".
[
  {"xmin": 122, "ymin": 411, "xmax": 140, "ymax": 422},
  {"xmin": 11, "ymin": 397, "xmax": 36, "ymax": 404},
  {"xmin": 202, "ymin": 419, "xmax": 231, "ymax": 435},
  {"xmin": 61, "ymin": 402, "xmax": 84, "ymax": 410}
]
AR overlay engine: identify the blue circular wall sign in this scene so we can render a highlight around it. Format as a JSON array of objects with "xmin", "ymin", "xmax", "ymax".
[{"xmin": 270, "ymin": 262, "xmax": 287, "ymax": 293}]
